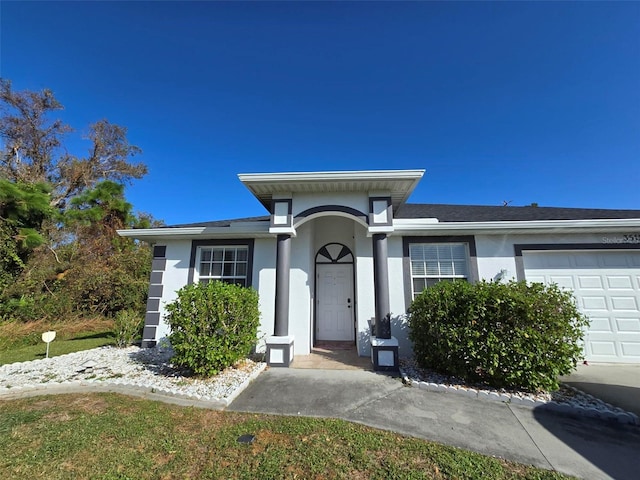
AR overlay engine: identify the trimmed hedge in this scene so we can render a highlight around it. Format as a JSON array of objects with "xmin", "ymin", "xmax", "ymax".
[
  {"xmin": 166, "ymin": 281, "xmax": 260, "ymax": 377},
  {"xmin": 408, "ymin": 280, "xmax": 589, "ymax": 392}
]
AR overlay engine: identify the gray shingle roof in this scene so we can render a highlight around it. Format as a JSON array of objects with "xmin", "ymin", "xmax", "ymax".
[
  {"xmin": 165, "ymin": 204, "xmax": 640, "ymax": 228},
  {"xmin": 395, "ymin": 203, "xmax": 640, "ymax": 222}
]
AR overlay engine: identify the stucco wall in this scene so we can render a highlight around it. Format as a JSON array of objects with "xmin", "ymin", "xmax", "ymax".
[{"xmin": 155, "ymin": 240, "xmax": 192, "ymax": 341}]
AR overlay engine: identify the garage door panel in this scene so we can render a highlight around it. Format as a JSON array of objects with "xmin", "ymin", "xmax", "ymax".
[
  {"xmin": 616, "ymin": 318, "xmax": 640, "ymax": 332},
  {"xmin": 524, "ymin": 250, "xmax": 640, "ymax": 363},
  {"xmin": 578, "ymin": 276, "xmax": 603, "ymax": 289},
  {"xmin": 611, "ymin": 297, "xmax": 638, "ymax": 311},
  {"xmin": 582, "ymin": 296, "xmax": 608, "ymax": 311},
  {"xmin": 607, "ymin": 276, "xmax": 633, "ymax": 289},
  {"xmin": 621, "ymin": 341, "xmax": 640, "ymax": 357},
  {"xmin": 589, "ymin": 341, "xmax": 617, "ymax": 357},
  {"xmin": 589, "ymin": 317, "xmax": 613, "ymax": 333}
]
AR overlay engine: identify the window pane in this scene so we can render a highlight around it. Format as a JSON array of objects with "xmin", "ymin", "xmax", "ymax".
[
  {"xmin": 413, "ymin": 278, "xmax": 426, "ymax": 295},
  {"xmin": 409, "ymin": 245, "xmax": 424, "ymax": 261},
  {"xmin": 212, "ymin": 263, "xmax": 223, "ymax": 276},
  {"xmin": 236, "ymin": 262, "xmax": 247, "ymax": 276},
  {"xmin": 201, "ymin": 249, "xmax": 212, "ymax": 262},
  {"xmin": 223, "ymin": 263, "xmax": 234, "ymax": 276},
  {"xmin": 439, "ymin": 262, "xmax": 454, "ymax": 276},
  {"xmin": 237, "ymin": 248, "xmax": 248, "ymax": 261},
  {"xmin": 453, "ymin": 260, "xmax": 468, "ymax": 276},
  {"xmin": 199, "ymin": 262, "xmax": 211, "ymax": 277},
  {"xmin": 451, "ymin": 244, "xmax": 466, "ymax": 260},
  {"xmin": 199, "ymin": 278, "xmax": 210, "ymax": 284},
  {"xmin": 437, "ymin": 245, "xmax": 452, "ymax": 260},
  {"xmin": 411, "ymin": 261, "xmax": 425, "ymax": 276},
  {"xmin": 224, "ymin": 249, "xmax": 236, "ymax": 261},
  {"xmin": 212, "ymin": 249, "xmax": 224, "ymax": 261},
  {"xmin": 425, "ymin": 260, "xmax": 439, "ymax": 275}
]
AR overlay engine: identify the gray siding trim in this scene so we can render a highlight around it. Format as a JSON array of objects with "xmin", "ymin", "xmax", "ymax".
[
  {"xmin": 187, "ymin": 239, "xmax": 255, "ymax": 285},
  {"xmin": 149, "ymin": 271, "xmax": 163, "ymax": 284},
  {"xmin": 148, "ymin": 284, "xmax": 164, "ymax": 298},
  {"xmin": 146, "ymin": 298, "xmax": 160, "ymax": 312},
  {"xmin": 145, "ymin": 312, "xmax": 161, "ymax": 326},
  {"xmin": 270, "ymin": 199, "xmax": 293, "ymax": 228},
  {"xmin": 295, "ymin": 205, "xmax": 367, "ymax": 221},
  {"xmin": 151, "ymin": 259, "xmax": 167, "ymax": 271},
  {"xmin": 369, "ymin": 197, "xmax": 393, "ymax": 227},
  {"xmin": 401, "ymin": 235, "xmax": 479, "ymax": 309},
  {"xmin": 373, "ymin": 233, "xmax": 391, "ymax": 338},
  {"xmin": 142, "ymin": 245, "xmax": 167, "ymax": 348},
  {"xmin": 514, "ymin": 242, "xmax": 640, "ymax": 281}
]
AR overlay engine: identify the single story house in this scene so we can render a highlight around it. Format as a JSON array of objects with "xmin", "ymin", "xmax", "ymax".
[{"xmin": 119, "ymin": 170, "xmax": 640, "ymax": 370}]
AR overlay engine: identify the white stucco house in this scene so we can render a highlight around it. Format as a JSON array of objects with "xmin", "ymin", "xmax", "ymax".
[{"xmin": 118, "ymin": 170, "xmax": 640, "ymax": 370}]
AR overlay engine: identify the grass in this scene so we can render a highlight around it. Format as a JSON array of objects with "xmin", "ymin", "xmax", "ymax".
[
  {"xmin": 0, "ymin": 392, "xmax": 574, "ymax": 480},
  {"xmin": 0, "ymin": 330, "xmax": 115, "ymax": 365},
  {"xmin": 0, "ymin": 318, "xmax": 116, "ymax": 365}
]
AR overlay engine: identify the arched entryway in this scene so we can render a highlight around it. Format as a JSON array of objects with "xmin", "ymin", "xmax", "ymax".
[{"xmin": 314, "ymin": 243, "xmax": 355, "ymax": 343}]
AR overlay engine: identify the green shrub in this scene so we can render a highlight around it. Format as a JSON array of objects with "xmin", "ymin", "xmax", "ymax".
[
  {"xmin": 166, "ymin": 281, "xmax": 260, "ymax": 377},
  {"xmin": 408, "ymin": 280, "xmax": 589, "ymax": 392},
  {"xmin": 114, "ymin": 309, "xmax": 144, "ymax": 347}
]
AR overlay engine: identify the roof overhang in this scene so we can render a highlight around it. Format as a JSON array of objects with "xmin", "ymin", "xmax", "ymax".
[
  {"xmin": 238, "ymin": 169, "xmax": 425, "ymax": 211},
  {"xmin": 117, "ymin": 221, "xmax": 271, "ymax": 242}
]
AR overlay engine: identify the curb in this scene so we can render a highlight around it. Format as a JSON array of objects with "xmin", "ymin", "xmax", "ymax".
[{"xmin": 399, "ymin": 368, "xmax": 640, "ymax": 426}]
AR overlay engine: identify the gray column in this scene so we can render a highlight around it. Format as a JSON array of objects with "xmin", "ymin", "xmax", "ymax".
[
  {"xmin": 274, "ymin": 234, "xmax": 291, "ymax": 336},
  {"xmin": 372, "ymin": 233, "xmax": 391, "ymax": 339}
]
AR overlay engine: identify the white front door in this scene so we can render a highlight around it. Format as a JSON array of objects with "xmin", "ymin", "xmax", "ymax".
[{"xmin": 316, "ymin": 264, "xmax": 355, "ymax": 341}]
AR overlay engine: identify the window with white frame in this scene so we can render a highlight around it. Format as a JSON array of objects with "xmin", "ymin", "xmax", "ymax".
[
  {"xmin": 409, "ymin": 243, "xmax": 469, "ymax": 297},
  {"xmin": 196, "ymin": 246, "xmax": 249, "ymax": 286}
]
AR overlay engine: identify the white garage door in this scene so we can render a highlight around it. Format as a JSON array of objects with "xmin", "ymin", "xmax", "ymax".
[{"xmin": 524, "ymin": 250, "xmax": 640, "ymax": 363}]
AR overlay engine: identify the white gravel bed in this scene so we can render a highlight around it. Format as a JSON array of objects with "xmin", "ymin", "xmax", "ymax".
[
  {"xmin": 400, "ymin": 358, "xmax": 640, "ymax": 426},
  {"xmin": 0, "ymin": 345, "xmax": 266, "ymax": 403}
]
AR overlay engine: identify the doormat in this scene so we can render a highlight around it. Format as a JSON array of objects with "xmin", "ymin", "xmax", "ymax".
[{"xmin": 314, "ymin": 341, "xmax": 355, "ymax": 351}]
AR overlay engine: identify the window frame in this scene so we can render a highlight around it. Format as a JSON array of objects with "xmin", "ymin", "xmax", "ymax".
[
  {"xmin": 188, "ymin": 239, "xmax": 254, "ymax": 287},
  {"xmin": 402, "ymin": 236, "xmax": 478, "ymax": 303}
]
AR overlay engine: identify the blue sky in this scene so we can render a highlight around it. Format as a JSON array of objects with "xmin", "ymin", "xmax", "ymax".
[{"xmin": 2, "ymin": 1, "xmax": 639, "ymax": 225}]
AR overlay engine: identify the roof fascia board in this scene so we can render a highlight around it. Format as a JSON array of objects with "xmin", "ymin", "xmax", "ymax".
[{"xmin": 238, "ymin": 169, "xmax": 425, "ymax": 183}]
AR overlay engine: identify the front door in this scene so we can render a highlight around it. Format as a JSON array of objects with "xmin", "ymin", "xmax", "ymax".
[{"xmin": 316, "ymin": 263, "xmax": 355, "ymax": 341}]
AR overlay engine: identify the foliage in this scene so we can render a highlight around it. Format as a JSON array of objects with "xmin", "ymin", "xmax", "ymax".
[
  {"xmin": 0, "ymin": 393, "xmax": 572, "ymax": 480},
  {"xmin": 0, "ymin": 180, "xmax": 52, "ymax": 293},
  {"xmin": 0, "ymin": 78, "xmax": 147, "ymax": 208},
  {"xmin": 0, "ymin": 79, "xmax": 156, "ymax": 325},
  {"xmin": 166, "ymin": 281, "xmax": 260, "ymax": 377},
  {"xmin": 114, "ymin": 309, "xmax": 144, "ymax": 348},
  {"xmin": 408, "ymin": 280, "xmax": 590, "ymax": 392}
]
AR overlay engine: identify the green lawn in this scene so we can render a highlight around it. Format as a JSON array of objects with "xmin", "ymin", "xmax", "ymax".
[
  {"xmin": 0, "ymin": 330, "xmax": 115, "ymax": 365},
  {"xmin": 0, "ymin": 392, "xmax": 573, "ymax": 480}
]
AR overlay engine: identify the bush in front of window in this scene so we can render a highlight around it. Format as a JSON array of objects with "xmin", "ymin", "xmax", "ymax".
[
  {"xmin": 408, "ymin": 280, "xmax": 589, "ymax": 392},
  {"xmin": 165, "ymin": 280, "xmax": 260, "ymax": 377}
]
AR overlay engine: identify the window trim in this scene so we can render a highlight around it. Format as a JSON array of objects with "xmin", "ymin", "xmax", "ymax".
[
  {"xmin": 402, "ymin": 236, "xmax": 478, "ymax": 306},
  {"xmin": 188, "ymin": 239, "xmax": 254, "ymax": 286}
]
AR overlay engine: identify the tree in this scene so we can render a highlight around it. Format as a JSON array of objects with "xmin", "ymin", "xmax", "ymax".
[
  {"xmin": 0, "ymin": 180, "xmax": 52, "ymax": 293},
  {"xmin": 0, "ymin": 78, "xmax": 147, "ymax": 208}
]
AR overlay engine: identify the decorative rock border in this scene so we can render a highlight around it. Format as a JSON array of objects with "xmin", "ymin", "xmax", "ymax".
[
  {"xmin": 0, "ymin": 346, "xmax": 266, "ymax": 409},
  {"xmin": 399, "ymin": 367, "xmax": 640, "ymax": 426}
]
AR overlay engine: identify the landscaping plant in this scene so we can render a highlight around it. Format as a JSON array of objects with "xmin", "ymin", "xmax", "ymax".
[
  {"xmin": 114, "ymin": 309, "xmax": 144, "ymax": 347},
  {"xmin": 408, "ymin": 280, "xmax": 589, "ymax": 392},
  {"xmin": 166, "ymin": 280, "xmax": 260, "ymax": 376}
]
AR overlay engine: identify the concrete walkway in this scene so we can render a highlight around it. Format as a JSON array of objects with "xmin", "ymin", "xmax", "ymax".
[{"xmin": 228, "ymin": 368, "xmax": 640, "ymax": 480}]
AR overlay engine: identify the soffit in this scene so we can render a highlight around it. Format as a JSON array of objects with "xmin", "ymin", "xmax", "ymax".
[{"xmin": 238, "ymin": 170, "xmax": 425, "ymax": 211}]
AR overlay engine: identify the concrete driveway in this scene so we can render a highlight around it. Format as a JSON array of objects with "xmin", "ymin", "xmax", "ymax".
[
  {"xmin": 561, "ymin": 363, "xmax": 640, "ymax": 417},
  {"xmin": 228, "ymin": 368, "xmax": 640, "ymax": 480}
]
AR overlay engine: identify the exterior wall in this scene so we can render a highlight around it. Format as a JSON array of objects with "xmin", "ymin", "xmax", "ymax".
[
  {"xmin": 292, "ymin": 192, "xmax": 369, "ymax": 217},
  {"xmin": 388, "ymin": 236, "xmax": 411, "ymax": 356},
  {"xmin": 154, "ymin": 240, "xmax": 192, "ymax": 341},
  {"xmin": 354, "ymin": 224, "xmax": 375, "ymax": 356},
  {"xmin": 253, "ymin": 238, "xmax": 276, "ymax": 352},
  {"xmin": 474, "ymin": 232, "xmax": 612, "ymax": 282},
  {"xmin": 289, "ymin": 221, "xmax": 314, "ymax": 355}
]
